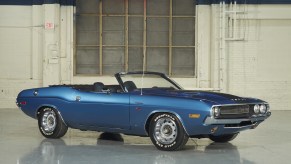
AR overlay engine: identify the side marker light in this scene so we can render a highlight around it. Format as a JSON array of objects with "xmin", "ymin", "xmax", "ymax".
[
  {"xmin": 189, "ymin": 114, "xmax": 200, "ymax": 119},
  {"xmin": 20, "ymin": 101, "xmax": 27, "ymax": 105}
]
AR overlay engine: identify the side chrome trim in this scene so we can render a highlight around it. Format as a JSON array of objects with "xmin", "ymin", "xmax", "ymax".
[
  {"xmin": 56, "ymin": 110, "xmax": 68, "ymax": 127},
  {"xmin": 144, "ymin": 110, "xmax": 189, "ymax": 136}
]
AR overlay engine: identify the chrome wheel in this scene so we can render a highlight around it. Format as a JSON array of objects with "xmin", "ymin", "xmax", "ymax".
[
  {"xmin": 149, "ymin": 113, "xmax": 189, "ymax": 151},
  {"xmin": 41, "ymin": 110, "xmax": 57, "ymax": 133},
  {"xmin": 154, "ymin": 118, "xmax": 177, "ymax": 144},
  {"xmin": 38, "ymin": 108, "xmax": 68, "ymax": 138}
]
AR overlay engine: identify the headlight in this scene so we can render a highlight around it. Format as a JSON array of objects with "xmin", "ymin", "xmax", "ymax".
[
  {"xmin": 212, "ymin": 106, "xmax": 220, "ymax": 117},
  {"xmin": 254, "ymin": 104, "xmax": 260, "ymax": 114},
  {"xmin": 259, "ymin": 104, "xmax": 267, "ymax": 114}
]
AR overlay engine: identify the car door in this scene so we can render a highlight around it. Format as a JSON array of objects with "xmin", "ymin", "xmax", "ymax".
[{"xmin": 67, "ymin": 91, "xmax": 130, "ymax": 130}]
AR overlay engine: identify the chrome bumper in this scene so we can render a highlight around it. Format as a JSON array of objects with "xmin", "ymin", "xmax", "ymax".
[{"xmin": 204, "ymin": 112, "xmax": 271, "ymax": 125}]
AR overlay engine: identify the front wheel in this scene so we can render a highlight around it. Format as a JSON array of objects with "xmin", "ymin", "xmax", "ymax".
[
  {"xmin": 149, "ymin": 113, "xmax": 188, "ymax": 151},
  {"xmin": 209, "ymin": 133, "xmax": 238, "ymax": 143},
  {"xmin": 38, "ymin": 108, "xmax": 68, "ymax": 138}
]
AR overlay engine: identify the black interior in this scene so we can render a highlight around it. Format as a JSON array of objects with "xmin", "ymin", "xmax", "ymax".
[
  {"xmin": 123, "ymin": 81, "xmax": 137, "ymax": 92},
  {"xmin": 50, "ymin": 83, "xmax": 123, "ymax": 93}
]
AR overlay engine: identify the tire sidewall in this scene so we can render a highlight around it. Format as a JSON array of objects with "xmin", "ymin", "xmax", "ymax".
[{"xmin": 149, "ymin": 113, "xmax": 186, "ymax": 151}]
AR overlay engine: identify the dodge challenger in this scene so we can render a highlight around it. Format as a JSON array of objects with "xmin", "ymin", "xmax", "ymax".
[{"xmin": 16, "ymin": 72, "xmax": 271, "ymax": 151}]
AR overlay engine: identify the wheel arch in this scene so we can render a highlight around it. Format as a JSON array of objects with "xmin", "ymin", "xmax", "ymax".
[
  {"xmin": 36, "ymin": 105, "xmax": 67, "ymax": 126},
  {"xmin": 144, "ymin": 110, "xmax": 189, "ymax": 136}
]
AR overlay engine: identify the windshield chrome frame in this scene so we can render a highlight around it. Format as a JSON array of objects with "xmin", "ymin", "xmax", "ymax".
[{"xmin": 115, "ymin": 71, "xmax": 183, "ymax": 93}]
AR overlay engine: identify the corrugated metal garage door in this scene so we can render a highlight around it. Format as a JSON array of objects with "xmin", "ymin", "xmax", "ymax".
[{"xmin": 75, "ymin": 0, "xmax": 196, "ymax": 76}]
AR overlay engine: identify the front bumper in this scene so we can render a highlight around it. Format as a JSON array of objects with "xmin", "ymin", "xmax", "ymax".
[{"xmin": 204, "ymin": 111, "xmax": 271, "ymax": 127}]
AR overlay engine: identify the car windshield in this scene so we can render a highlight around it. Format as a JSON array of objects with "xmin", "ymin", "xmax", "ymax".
[{"xmin": 119, "ymin": 73, "xmax": 181, "ymax": 91}]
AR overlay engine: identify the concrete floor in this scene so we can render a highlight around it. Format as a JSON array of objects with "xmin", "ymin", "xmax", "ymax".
[{"xmin": 0, "ymin": 109, "xmax": 290, "ymax": 164}]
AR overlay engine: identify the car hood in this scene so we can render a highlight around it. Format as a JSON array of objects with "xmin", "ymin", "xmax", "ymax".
[{"xmin": 135, "ymin": 89, "xmax": 261, "ymax": 105}]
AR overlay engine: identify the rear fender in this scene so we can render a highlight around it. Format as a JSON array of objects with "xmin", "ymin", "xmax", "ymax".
[{"xmin": 36, "ymin": 104, "xmax": 67, "ymax": 126}]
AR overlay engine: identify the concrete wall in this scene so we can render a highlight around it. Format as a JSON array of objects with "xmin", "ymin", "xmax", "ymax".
[
  {"xmin": 0, "ymin": 4, "xmax": 74, "ymax": 108},
  {"xmin": 0, "ymin": 5, "xmax": 41, "ymax": 108},
  {"xmin": 0, "ymin": 3, "xmax": 290, "ymax": 110},
  {"xmin": 196, "ymin": 4, "xmax": 291, "ymax": 110}
]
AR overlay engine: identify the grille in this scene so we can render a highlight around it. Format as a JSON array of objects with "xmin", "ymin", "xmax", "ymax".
[{"xmin": 218, "ymin": 105, "xmax": 251, "ymax": 119}]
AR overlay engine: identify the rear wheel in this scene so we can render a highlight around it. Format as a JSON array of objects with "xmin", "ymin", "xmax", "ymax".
[
  {"xmin": 149, "ymin": 113, "xmax": 188, "ymax": 151},
  {"xmin": 209, "ymin": 133, "xmax": 238, "ymax": 143},
  {"xmin": 38, "ymin": 108, "xmax": 68, "ymax": 138}
]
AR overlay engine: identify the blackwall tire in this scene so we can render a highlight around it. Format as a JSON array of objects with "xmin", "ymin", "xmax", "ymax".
[
  {"xmin": 38, "ymin": 108, "xmax": 68, "ymax": 138},
  {"xmin": 149, "ymin": 113, "xmax": 188, "ymax": 151},
  {"xmin": 209, "ymin": 133, "xmax": 238, "ymax": 143}
]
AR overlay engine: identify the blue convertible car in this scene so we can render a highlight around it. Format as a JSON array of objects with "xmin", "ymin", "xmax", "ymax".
[{"xmin": 16, "ymin": 72, "xmax": 271, "ymax": 151}]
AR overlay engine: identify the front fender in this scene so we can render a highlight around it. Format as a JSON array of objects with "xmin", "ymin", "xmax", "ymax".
[{"xmin": 145, "ymin": 110, "xmax": 189, "ymax": 135}]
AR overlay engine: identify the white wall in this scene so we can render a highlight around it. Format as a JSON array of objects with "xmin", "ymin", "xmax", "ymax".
[
  {"xmin": 196, "ymin": 4, "xmax": 291, "ymax": 110},
  {"xmin": 0, "ymin": 6, "xmax": 41, "ymax": 108},
  {"xmin": 0, "ymin": 3, "xmax": 79, "ymax": 108},
  {"xmin": 0, "ymin": 4, "xmax": 290, "ymax": 110}
]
